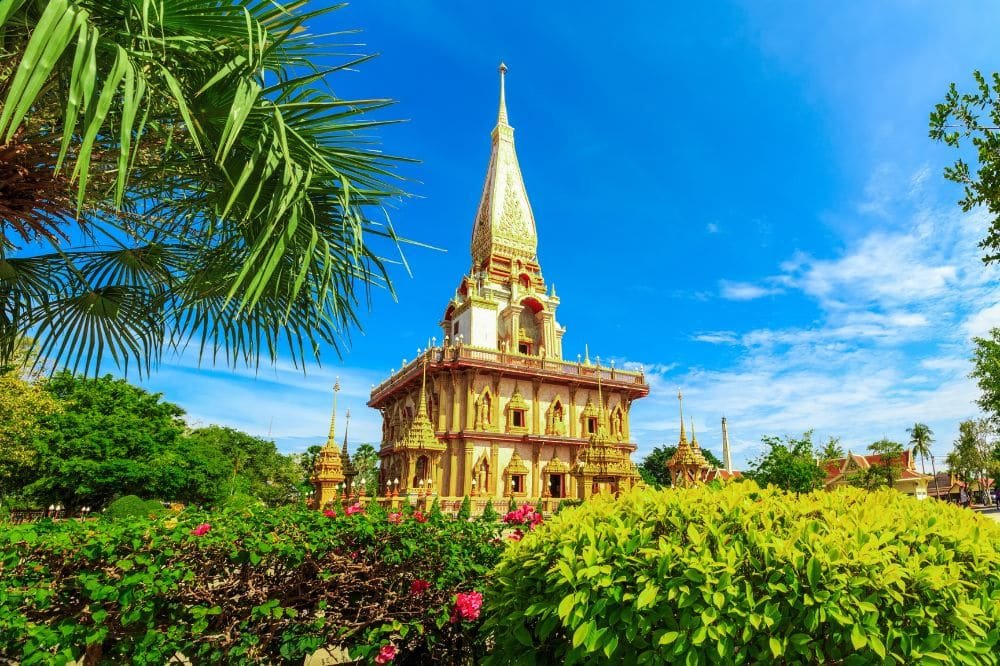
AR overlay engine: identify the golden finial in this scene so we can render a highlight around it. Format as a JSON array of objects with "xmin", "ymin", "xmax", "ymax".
[
  {"xmin": 584, "ymin": 344, "xmax": 591, "ymax": 366},
  {"xmin": 497, "ymin": 61, "xmax": 509, "ymax": 127},
  {"xmin": 341, "ymin": 408, "xmax": 351, "ymax": 456},
  {"xmin": 677, "ymin": 389, "xmax": 687, "ymax": 444},
  {"xmin": 326, "ymin": 379, "xmax": 341, "ymax": 448}
]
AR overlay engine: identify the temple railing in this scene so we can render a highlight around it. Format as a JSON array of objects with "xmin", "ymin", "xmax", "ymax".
[{"xmin": 371, "ymin": 344, "xmax": 646, "ymax": 398}]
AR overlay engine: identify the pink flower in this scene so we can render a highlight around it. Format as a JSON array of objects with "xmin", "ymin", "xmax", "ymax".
[
  {"xmin": 450, "ymin": 590, "xmax": 484, "ymax": 623},
  {"xmin": 345, "ymin": 503, "xmax": 363, "ymax": 516},
  {"xmin": 413, "ymin": 511, "xmax": 427, "ymax": 523},
  {"xmin": 374, "ymin": 644, "xmax": 396, "ymax": 664},
  {"xmin": 323, "ymin": 509, "xmax": 337, "ymax": 518},
  {"xmin": 387, "ymin": 512, "xmax": 402, "ymax": 524},
  {"xmin": 508, "ymin": 529, "xmax": 524, "ymax": 542},
  {"xmin": 191, "ymin": 523, "xmax": 211, "ymax": 536},
  {"xmin": 410, "ymin": 579, "xmax": 431, "ymax": 596}
]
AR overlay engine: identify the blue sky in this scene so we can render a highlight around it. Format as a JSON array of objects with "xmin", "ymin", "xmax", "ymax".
[{"xmin": 137, "ymin": 1, "xmax": 999, "ymax": 469}]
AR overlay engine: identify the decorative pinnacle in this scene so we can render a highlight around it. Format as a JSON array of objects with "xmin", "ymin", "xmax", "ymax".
[
  {"xmin": 341, "ymin": 409, "xmax": 351, "ymax": 456},
  {"xmin": 326, "ymin": 379, "xmax": 341, "ymax": 448},
  {"xmin": 497, "ymin": 61, "xmax": 509, "ymax": 127},
  {"xmin": 416, "ymin": 355, "xmax": 429, "ymax": 418},
  {"xmin": 678, "ymin": 390, "xmax": 687, "ymax": 444}
]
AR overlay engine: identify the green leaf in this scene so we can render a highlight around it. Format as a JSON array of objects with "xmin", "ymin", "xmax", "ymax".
[
  {"xmin": 850, "ymin": 623, "xmax": 867, "ymax": 650},
  {"xmin": 637, "ymin": 585, "xmax": 659, "ymax": 609},
  {"xmin": 769, "ymin": 636, "xmax": 783, "ymax": 658}
]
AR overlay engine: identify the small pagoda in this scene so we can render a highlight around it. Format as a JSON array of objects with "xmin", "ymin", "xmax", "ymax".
[
  {"xmin": 311, "ymin": 380, "xmax": 357, "ymax": 507},
  {"xmin": 571, "ymin": 372, "xmax": 642, "ymax": 498},
  {"xmin": 666, "ymin": 391, "xmax": 713, "ymax": 487}
]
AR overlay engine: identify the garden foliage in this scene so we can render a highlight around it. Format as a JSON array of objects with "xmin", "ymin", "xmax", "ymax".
[
  {"xmin": 483, "ymin": 483, "xmax": 1000, "ymax": 665},
  {"xmin": 0, "ymin": 504, "xmax": 503, "ymax": 664}
]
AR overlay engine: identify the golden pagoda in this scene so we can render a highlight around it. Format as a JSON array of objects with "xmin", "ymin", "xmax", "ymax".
[
  {"xmin": 312, "ymin": 380, "xmax": 346, "ymax": 507},
  {"xmin": 666, "ymin": 391, "xmax": 713, "ymax": 487},
  {"xmin": 368, "ymin": 65, "xmax": 649, "ymax": 505}
]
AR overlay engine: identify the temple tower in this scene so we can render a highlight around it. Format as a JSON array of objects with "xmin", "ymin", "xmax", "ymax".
[
  {"xmin": 721, "ymin": 416, "xmax": 733, "ymax": 473},
  {"xmin": 369, "ymin": 65, "xmax": 648, "ymax": 505},
  {"xmin": 311, "ymin": 381, "xmax": 346, "ymax": 507}
]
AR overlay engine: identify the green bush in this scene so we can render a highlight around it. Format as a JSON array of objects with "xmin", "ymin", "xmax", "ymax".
[
  {"xmin": 103, "ymin": 495, "xmax": 166, "ymax": 520},
  {"xmin": 458, "ymin": 495, "xmax": 472, "ymax": 521},
  {"xmin": 1, "ymin": 504, "xmax": 503, "ymax": 664},
  {"xmin": 220, "ymin": 492, "xmax": 265, "ymax": 512},
  {"xmin": 480, "ymin": 500, "xmax": 499, "ymax": 523},
  {"xmin": 483, "ymin": 483, "xmax": 1000, "ymax": 664}
]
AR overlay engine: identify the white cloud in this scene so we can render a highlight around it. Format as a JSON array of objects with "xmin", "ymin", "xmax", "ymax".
[
  {"xmin": 706, "ymin": 222, "xmax": 720, "ymax": 234},
  {"xmin": 962, "ymin": 302, "xmax": 1000, "ymax": 338},
  {"xmin": 718, "ymin": 280, "xmax": 783, "ymax": 301}
]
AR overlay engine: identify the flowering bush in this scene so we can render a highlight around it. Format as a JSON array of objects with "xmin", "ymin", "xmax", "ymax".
[
  {"xmin": 502, "ymin": 503, "xmax": 543, "ymax": 529},
  {"xmin": 451, "ymin": 591, "xmax": 484, "ymax": 623},
  {"xmin": 0, "ymin": 503, "xmax": 504, "ymax": 664}
]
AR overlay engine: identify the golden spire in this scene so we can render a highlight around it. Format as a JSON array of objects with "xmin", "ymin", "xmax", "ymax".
[
  {"xmin": 325, "ymin": 379, "xmax": 341, "ymax": 448},
  {"xmin": 416, "ymin": 354, "xmax": 429, "ymax": 419},
  {"xmin": 341, "ymin": 409, "xmax": 351, "ymax": 457},
  {"xmin": 497, "ymin": 61, "xmax": 509, "ymax": 127},
  {"xmin": 677, "ymin": 390, "xmax": 687, "ymax": 445},
  {"xmin": 470, "ymin": 63, "xmax": 538, "ymax": 268}
]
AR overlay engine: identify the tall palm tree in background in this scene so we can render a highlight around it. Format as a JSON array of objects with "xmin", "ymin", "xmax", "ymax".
[
  {"xmin": 0, "ymin": 0, "xmax": 412, "ymax": 375},
  {"xmin": 908, "ymin": 422, "xmax": 937, "ymax": 496}
]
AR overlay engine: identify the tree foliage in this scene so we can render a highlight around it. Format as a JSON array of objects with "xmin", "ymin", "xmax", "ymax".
[
  {"xmin": 351, "ymin": 443, "xmax": 380, "ymax": 496},
  {"xmin": 0, "ymin": 371, "xmax": 59, "ymax": 497},
  {"xmin": 743, "ymin": 431, "xmax": 826, "ymax": 494},
  {"xmin": 848, "ymin": 439, "xmax": 905, "ymax": 491},
  {"xmin": 907, "ymin": 423, "xmax": 934, "ymax": 476},
  {"xmin": 930, "ymin": 71, "xmax": 1000, "ymax": 264},
  {"xmin": 818, "ymin": 437, "xmax": 845, "ymax": 463},
  {"xmin": 0, "ymin": 0, "xmax": 412, "ymax": 375},
  {"xmin": 972, "ymin": 328, "xmax": 1000, "ymax": 425},
  {"xmin": 947, "ymin": 419, "xmax": 998, "ymax": 489}
]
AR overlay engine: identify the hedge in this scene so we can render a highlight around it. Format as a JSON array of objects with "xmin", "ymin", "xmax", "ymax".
[
  {"xmin": 482, "ymin": 483, "xmax": 1000, "ymax": 665},
  {"xmin": 0, "ymin": 502, "xmax": 503, "ymax": 664}
]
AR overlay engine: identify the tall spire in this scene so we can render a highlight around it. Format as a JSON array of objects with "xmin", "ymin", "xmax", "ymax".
[
  {"xmin": 497, "ymin": 61, "xmax": 509, "ymax": 127},
  {"xmin": 417, "ymin": 353, "xmax": 429, "ymax": 419},
  {"xmin": 470, "ymin": 63, "xmax": 538, "ymax": 268},
  {"xmin": 722, "ymin": 416, "xmax": 733, "ymax": 473},
  {"xmin": 341, "ymin": 409, "xmax": 351, "ymax": 457},
  {"xmin": 325, "ymin": 379, "xmax": 341, "ymax": 448},
  {"xmin": 677, "ymin": 390, "xmax": 687, "ymax": 444}
]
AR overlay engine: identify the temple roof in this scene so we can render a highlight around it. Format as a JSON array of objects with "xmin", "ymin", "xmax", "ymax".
[{"xmin": 470, "ymin": 63, "xmax": 538, "ymax": 268}]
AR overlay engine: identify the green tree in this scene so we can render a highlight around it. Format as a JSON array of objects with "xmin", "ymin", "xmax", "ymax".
[
  {"xmin": 971, "ymin": 328, "xmax": 1000, "ymax": 425},
  {"xmin": 850, "ymin": 439, "xmax": 905, "ymax": 491},
  {"xmin": 818, "ymin": 437, "xmax": 845, "ymax": 462},
  {"xmin": 298, "ymin": 445, "xmax": 323, "ymax": 483},
  {"xmin": 640, "ymin": 445, "xmax": 724, "ymax": 488},
  {"xmin": 28, "ymin": 371, "xmax": 186, "ymax": 508},
  {"xmin": 907, "ymin": 423, "xmax": 934, "ymax": 475},
  {"xmin": 743, "ymin": 431, "xmax": 826, "ymax": 494},
  {"xmin": 351, "ymin": 443, "xmax": 380, "ymax": 496},
  {"xmin": 180, "ymin": 426, "xmax": 301, "ymax": 505},
  {"xmin": 0, "ymin": 0, "xmax": 410, "ymax": 374},
  {"xmin": 931, "ymin": 72, "xmax": 1000, "ymax": 264},
  {"xmin": 0, "ymin": 372, "xmax": 59, "ymax": 499},
  {"xmin": 947, "ymin": 419, "xmax": 996, "ymax": 502}
]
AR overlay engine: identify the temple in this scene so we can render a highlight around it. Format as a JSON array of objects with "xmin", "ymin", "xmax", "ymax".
[
  {"xmin": 367, "ymin": 65, "xmax": 649, "ymax": 505},
  {"xmin": 666, "ymin": 392, "xmax": 741, "ymax": 487}
]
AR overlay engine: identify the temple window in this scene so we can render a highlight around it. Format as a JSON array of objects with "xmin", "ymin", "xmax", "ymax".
[
  {"xmin": 586, "ymin": 417, "xmax": 598, "ymax": 434},
  {"xmin": 518, "ymin": 341, "xmax": 531, "ymax": 355},
  {"xmin": 511, "ymin": 409, "xmax": 526, "ymax": 428},
  {"xmin": 511, "ymin": 474, "xmax": 525, "ymax": 494}
]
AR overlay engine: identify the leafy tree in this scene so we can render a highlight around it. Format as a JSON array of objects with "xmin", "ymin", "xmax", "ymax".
[
  {"xmin": 0, "ymin": 371, "xmax": 59, "ymax": 499},
  {"xmin": 930, "ymin": 71, "xmax": 1000, "ymax": 264},
  {"xmin": 298, "ymin": 445, "xmax": 323, "ymax": 483},
  {"xmin": 907, "ymin": 423, "xmax": 934, "ymax": 475},
  {"xmin": 849, "ymin": 439, "xmax": 905, "ymax": 490},
  {"xmin": 971, "ymin": 328, "xmax": 1000, "ymax": 425},
  {"xmin": 457, "ymin": 495, "xmax": 472, "ymax": 521},
  {"xmin": 818, "ymin": 437, "xmax": 845, "ymax": 462},
  {"xmin": 947, "ymin": 419, "xmax": 997, "ymax": 501},
  {"xmin": 351, "ymin": 443, "xmax": 380, "ymax": 496},
  {"xmin": 28, "ymin": 372, "xmax": 186, "ymax": 508},
  {"xmin": 180, "ymin": 426, "xmax": 301, "ymax": 506},
  {"xmin": 0, "ymin": 0, "xmax": 410, "ymax": 374},
  {"xmin": 743, "ymin": 431, "xmax": 826, "ymax": 494},
  {"xmin": 639, "ymin": 445, "xmax": 724, "ymax": 488}
]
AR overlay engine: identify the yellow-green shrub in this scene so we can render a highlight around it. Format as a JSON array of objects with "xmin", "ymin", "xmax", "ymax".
[{"xmin": 483, "ymin": 483, "xmax": 1000, "ymax": 665}]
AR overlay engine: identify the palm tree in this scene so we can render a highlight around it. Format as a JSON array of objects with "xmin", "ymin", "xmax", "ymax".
[
  {"xmin": 908, "ymin": 422, "xmax": 936, "ymax": 496},
  {"xmin": 1, "ymin": 0, "xmax": 411, "ymax": 375}
]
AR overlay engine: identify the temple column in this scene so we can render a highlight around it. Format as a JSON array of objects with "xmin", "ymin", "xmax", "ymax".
[
  {"xmin": 531, "ymin": 443, "xmax": 541, "ymax": 497},
  {"xmin": 463, "ymin": 442, "xmax": 473, "ymax": 496},
  {"xmin": 450, "ymin": 372, "xmax": 462, "ymax": 432},
  {"xmin": 568, "ymin": 387, "xmax": 578, "ymax": 438},
  {"xmin": 623, "ymin": 396, "xmax": 632, "ymax": 441},
  {"xmin": 435, "ymin": 375, "xmax": 447, "ymax": 431},
  {"xmin": 403, "ymin": 454, "xmax": 414, "ymax": 492},
  {"xmin": 531, "ymin": 380, "xmax": 541, "ymax": 434},
  {"xmin": 490, "ymin": 442, "xmax": 500, "ymax": 497},
  {"xmin": 447, "ymin": 442, "xmax": 458, "ymax": 497},
  {"xmin": 464, "ymin": 370, "xmax": 476, "ymax": 430}
]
